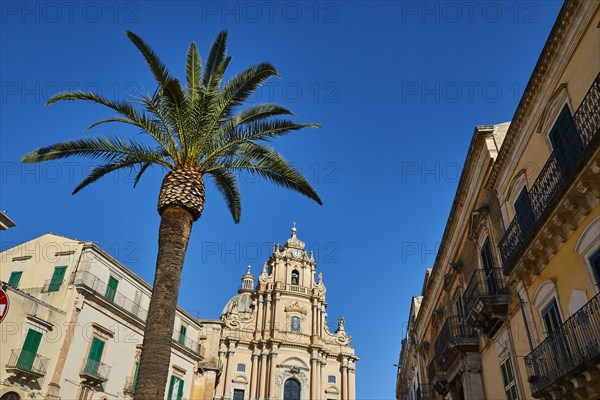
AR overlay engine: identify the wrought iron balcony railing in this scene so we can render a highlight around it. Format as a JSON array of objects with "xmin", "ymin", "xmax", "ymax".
[
  {"xmin": 434, "ymin": 316, "xmax": 479, "ymax": 368},
  {"xmin": 5, "ymin": 349, "xmax": 49, "ymax": 378},
  {"xmin": 463, "ymin": 268, "xmax": 508, "ymax": 335},
  {"xmin": 74, "ymin": 271, "xmax": 148, "ymax": 322},
  {"xmin": 499, "ymin": 74, "xmax": 600, "ymax": 273},
  {"xmin": 173, "ymin": 331, "xmax": 200, "ymax": 354},
  {"xmin": 525, "ymin": 292, "xmax": 600, "ymax": 396},
  {"xmin": 80, "ymin": 358, "xmax": 111, "ymax": 383}
]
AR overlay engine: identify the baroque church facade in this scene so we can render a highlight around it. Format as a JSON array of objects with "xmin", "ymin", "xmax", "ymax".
[
  {"xmin": 197, "ymin": 225, "xmax": 358, "ymax": 400},
  {"xmin": 0, "ymin": 226, "xmax": 356, "ymax": 400}
]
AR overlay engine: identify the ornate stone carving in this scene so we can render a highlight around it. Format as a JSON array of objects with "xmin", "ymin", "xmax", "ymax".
[{"xmin": 284, "ymin": 301, "xmax": 308, "ymax": 316}]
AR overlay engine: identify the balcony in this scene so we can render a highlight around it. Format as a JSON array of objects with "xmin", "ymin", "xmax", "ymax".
[
  {"xmin": 525, "ymin": 292, "xmax": 600, "ymax": 398},
  {"xmin": 74, "ymin": 271, "xmax": 148, "ymax": 322},
  {"xmin": 79, "ymin": 358, "xmax": 111, "ymax": 385},
  {"xmin": 5, "ymin": 349, "xmax": 49, "ymax": 379},
  {"xmin": 463, "ymin": 268, "xmax": 508, "ymax": 336},
  {"xmin": 427, "ymin": 360, "xmax": 447, "ymax": 396},
  {"xmin": 173, "ymin": 332, "xmax": 200, "ymax": 355},
  {"xmin": 499, "ymin": 74, "xmax": 600, "ymax": 274},
  {"xmin": 123, "ymin": 376, "xmax": 137, "ymax": 395},
  {"xmin": 434, "ymin": 316, "xmax": 479, "ymax": 370}
]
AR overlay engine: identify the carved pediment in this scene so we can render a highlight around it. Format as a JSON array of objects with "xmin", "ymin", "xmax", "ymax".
[
  {"xmin": 284, "ymin": 301, "xmax": 308, "ymax": 315},
  {"xmin": 467, "ymin": 206, "xmax": 490, "ymax": 241}
]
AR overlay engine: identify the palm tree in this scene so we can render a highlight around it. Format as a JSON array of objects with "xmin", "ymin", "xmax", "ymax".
[{"xmin": 22, "ymin": 31, "xmax": 322, "ymax": 399}]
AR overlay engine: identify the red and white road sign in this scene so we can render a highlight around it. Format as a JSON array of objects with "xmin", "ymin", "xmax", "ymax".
[{"xmin": 0, "ymin": 287, "xmax": 9, "ymax": 323}]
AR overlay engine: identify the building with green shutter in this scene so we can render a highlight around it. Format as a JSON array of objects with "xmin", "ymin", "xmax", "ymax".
[{"xmin": 0, "ymin": 233, "xmax": 205, "ymax": 400}]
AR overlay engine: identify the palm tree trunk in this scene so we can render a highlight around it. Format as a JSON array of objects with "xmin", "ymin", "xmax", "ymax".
[{"xmin": 134, "ymin": 207, "xmax": 193, "ymax": 400}]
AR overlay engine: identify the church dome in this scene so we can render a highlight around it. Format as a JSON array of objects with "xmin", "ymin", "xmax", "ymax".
[{"xmin": 220, "ymin": 292, "xmax": 254, "ymax": 319}]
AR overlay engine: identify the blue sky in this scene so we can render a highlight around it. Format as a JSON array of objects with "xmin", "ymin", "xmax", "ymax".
[{"xmin": 0, "ymin": 1, "xmax": 563, "ymax": 398}]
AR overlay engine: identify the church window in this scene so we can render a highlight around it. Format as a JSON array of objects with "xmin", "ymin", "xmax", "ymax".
[
  {"xmin": 237, "ymin": 363, "xmax": 246, "ymax": 373},
  {"xmin": 290, "ymin": 316, "xmax": 301, "ymax": 333},
  {"xmin": 328, "ymin": 375, "xmax": 336, "ymax": 383},
  {"xmin": 291, "ymin": 270, "xmax": 299, "ymax": 285}
]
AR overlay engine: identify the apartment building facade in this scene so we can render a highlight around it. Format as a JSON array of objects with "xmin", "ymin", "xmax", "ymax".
[{"xmin": 396, "ymin": 1, "xmax": 600, "ymax": 399}]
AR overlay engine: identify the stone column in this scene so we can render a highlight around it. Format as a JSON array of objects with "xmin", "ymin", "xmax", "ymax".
[
  {"xmin": 217, "ymin": 347, "xmax": 227, "ymax": 398},
  {"xmin": 271, "ymin": 293, "xmax": 280, "ymax": 335},
  {"xmin": 316, "ymin": 356, "xmax": 323, "ymax": 399},
  {"xmin": 310, "ymin": 353, "xmax": 318, "ymax": 399},
  {"xmin": 348, "ymin": 361, "xmax": 356, "ymax": 400},
  {"xmin": 311, "ymin": 299, "xmax": 318, "ymax": 337},
  {"xmin": 223, "ymin": 344, "xmax": 235, "ymax": 399},
  {"xmin": 259, "ymin": 353, "xmax": 268, "ymax": 400},
  {"xmin": 461, "ymin": 353, "xmax": 484, "ymax": 400},
  {"xmin": 345, "ymin": 364, "xmax": 350, "ymax": 400},
  {"xmin": 268, "ymin": 344, "xmax": 279, "ymax": 399},
  {"xmin": 341, "ymin": 360, "xmax": 347, "ymax": 400},
  {"xmin": 264, "ymin": 294, "xmax": 272, "ymax": 337},
  {"xmin": 250, "ymin": 350, "xmax": 260, "ymax": 400},
  {"xmin": 255, "ymin": 294, "xmax": 264, "ymax": 340}
]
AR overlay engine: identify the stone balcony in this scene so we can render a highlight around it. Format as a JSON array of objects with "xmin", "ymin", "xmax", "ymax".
[{"xmin": 463, "ymin": 268, "xmax": 509, "ymax": 336}]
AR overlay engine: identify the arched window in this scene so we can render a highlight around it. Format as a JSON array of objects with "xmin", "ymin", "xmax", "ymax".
[
  {"xmin": 290, "ymin": 316, "xmax": 301, "ymax": 333},
  {"xmin": 284, "ymin": 378, "xmax": 301, "ymax": 400},
  {"xmin": 0, "ymin": 393, "xmax": 21, "ymax": 400},
  {"xmin": 291, "ymin": 270, "xmax": 299, "ymax": 285}
]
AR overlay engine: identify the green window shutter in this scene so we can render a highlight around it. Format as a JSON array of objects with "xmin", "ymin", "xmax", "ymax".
[
  {"xmin": 167, "ymin": 376, "xmax": 184, "ymax": 400},
  {"xmin": 8, "ymin": 271, "xmax": 23, "ymax": 288},
  {"xmin": 167, "ymin": 375, "xmax": 176, "ymax": 400},
  {"xmin": 132, "ymin": 358, "xmax": 140, "ymax": 390},
  {"xmin": 178, "ymin": 325, "xmax": 187, "ymax": 345},
  {"xmin": 177, "ymin": 377, "xmax": 184, "ymax": 400},
  {"xmin": 48, "ymin": 266, "xmax": 67, "ymax": 292},
  {"xmin": 17, "ymin": 329, "xmax": 43, "ymax": 371},
  {"xmin": 86, "ymin": 337, "xmax": 105, "ymax": 374},
  {"xmin": 105, "ymin": 276, "xmax": 119, "ymax": 303}
]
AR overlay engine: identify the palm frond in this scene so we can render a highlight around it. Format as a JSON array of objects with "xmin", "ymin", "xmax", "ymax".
[
  {"xmin": 22, "ymin": 136, "xmax": 171, "ymax": 167},
  {"xmin": 207, "ymin": 169, "xmax": 241, "ymax": 222},
  {"xmin": 126, "ymin": 31, "xmax": 172, "ymax": 87},
  {"xmin": 186, "ymin": 42, "xmax": 202, "ymax": 92},
  {"xmin": 207, "ymin": 143, "xmax": 322, "ymax": 205},
  {"xmin": 47, "ymin": 91, "xmax": 177, "ymax": 157},
  {"xmin": 73, "ymin": 157, "xmax": 145, "ymax": 194},
  {"xmin": 203, "ymin": 31, "xmax": 228, "ymax": 88}
]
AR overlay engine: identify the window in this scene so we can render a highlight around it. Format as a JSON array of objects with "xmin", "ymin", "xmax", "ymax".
[
  {"xmin": 47, "ymin": 266, "xmax": 67, "ymax": 292},
  {"xmin": 17, "ymin": 329, "xmax": 43, "ymax": 371},
  {"xmin": 167, "ymin": 375, "xmax": 184, "ymax": 400},
  {"xmin": 291, "ymin": 270, "xmax": 299, "ymax": 285},
  {"xmin": 328, "ymin": 375, "xmax": 336, "ymax": 383},
  {"xmin": 84, "ymin": 337, "xmax": 105, "ymax": 375},
  {"xmin": 290, "ymin": 316, "xmax": 301, "ymax": 334},
  {"xmin": 105, "ymin": 276, "xmax": 119, "ymax": 303},
  {"xmin": 233, "ymin": 389, "xmax": 244, "ymax": 400},
  {"xmin": 178, "ymin": 324, "xmax": 187, "ymax": 345},
  {"xmin": 541, "ymin": 299, "xmax": 570, "ymax": 367},
  {"xmin": 7, "ymin": 271, "xmax": 23, "ymax": 288},
  {"xmin": 500, "ymin": 356, "xmax": 518, "ymax": 400},
  {"xmin": 590, "ymin": 248, "xmax": 600, "ymax": 286},
  {"xmin": 541, "ymin": 299, "xmax": 562, "ymax": 336},
  {"xmin": 481, "ymin": 239, "xmax": 499, "ymax": 294},
  {"xmin": 236, "ymin": 363, "xmax": 246, "ymax": 373},
  {"xmin": 549, "ymin": 104, "xmax": 581, "ymax": 173},
  {"xmin": 514, "ymin": 187, "xmax": 535, "ymax": 239}
]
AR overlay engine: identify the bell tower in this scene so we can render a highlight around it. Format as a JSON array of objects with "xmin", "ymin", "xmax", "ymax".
[{"xmin": 265, "ymin": 223, "xmax": 317, "ymax": 289}]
